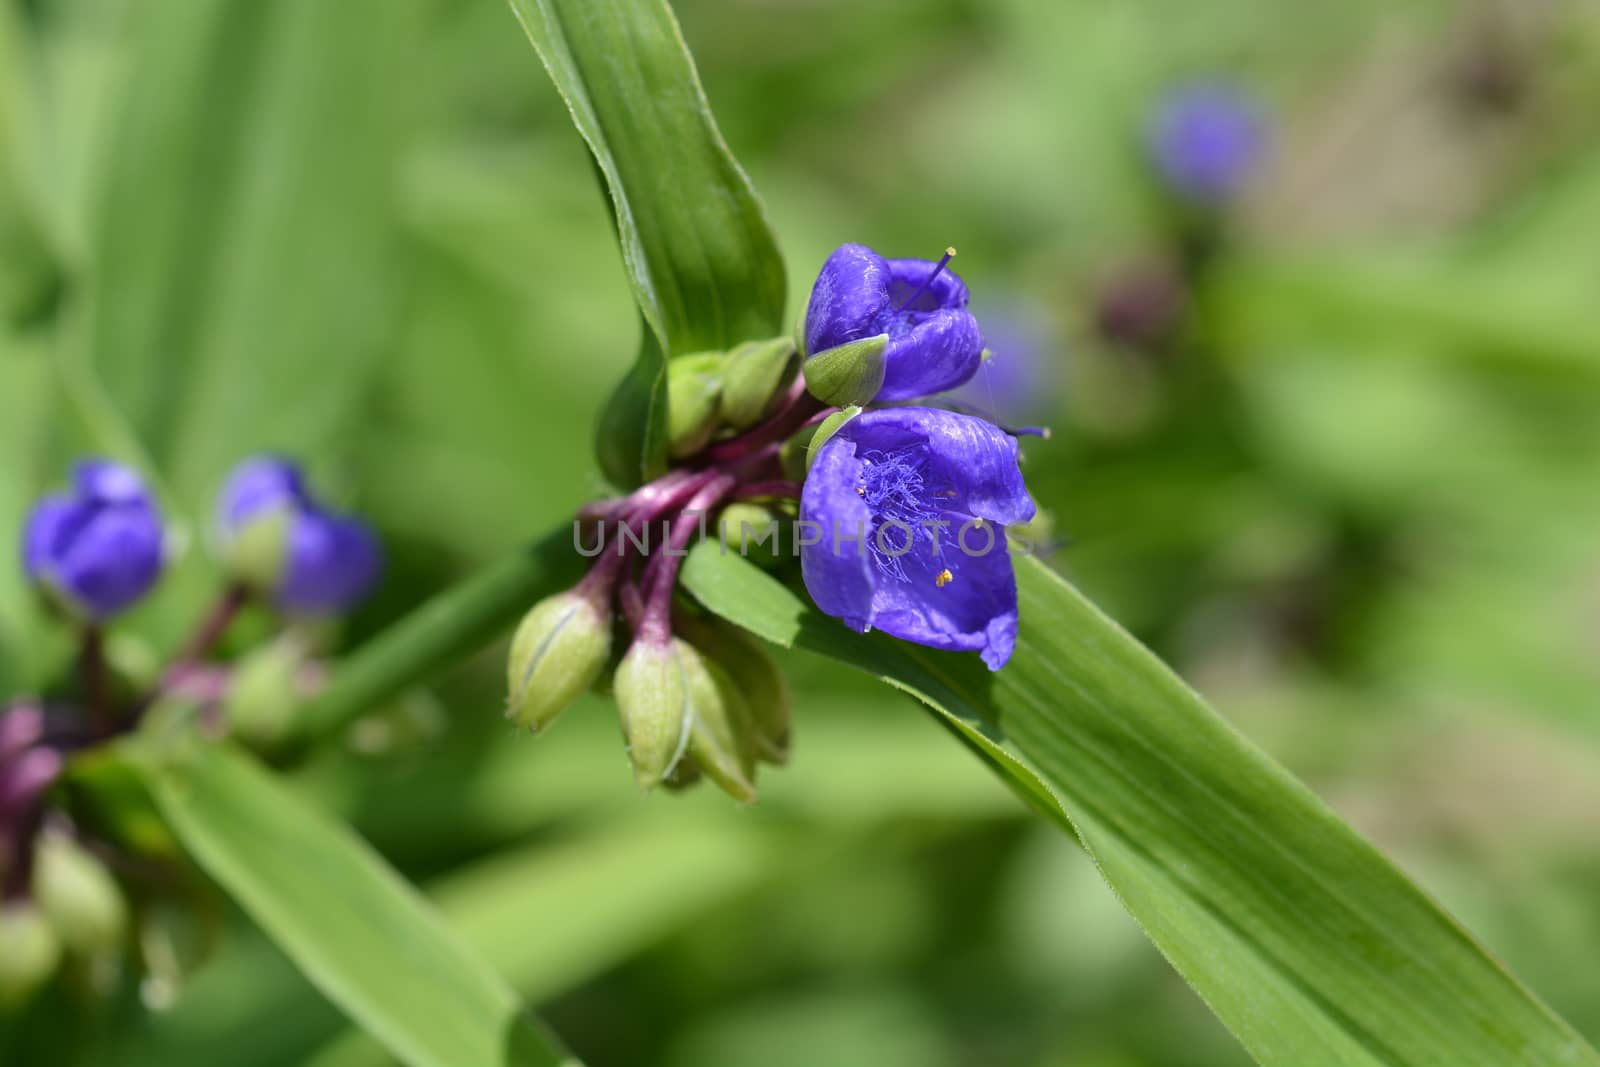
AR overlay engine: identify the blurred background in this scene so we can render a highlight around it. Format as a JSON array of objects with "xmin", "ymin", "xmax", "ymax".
[{"xmin": 3, "ymin": 0, "xmax": 1600, "ymax": 1064}]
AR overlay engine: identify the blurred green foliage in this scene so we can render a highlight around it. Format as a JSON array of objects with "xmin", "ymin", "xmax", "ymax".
[{"xmin": 3, "ymin": 0, "xmax": 1600, "ymax": 1064}]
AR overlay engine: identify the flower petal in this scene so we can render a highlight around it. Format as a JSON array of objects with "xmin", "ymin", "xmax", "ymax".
[
  {"xmin": 279, "ymin": 511, "xmax": 382, "ymax": 616},
  {"xmin": 218, "ymin": 456, "xmax": 309, "ymax": 533},
  {"xmin": 864, "ymin": 513, "xmax": 1019, "ymax": 670},
  {"xmin": 878, "ymin": 307, "xmax": 985, "ymax": 402},
  {"xmin": 804, "ymin": 244, "xmax": 891, "ymax": 357},
  {"xmin": 799, "ymin": 435, "xmax": 876, "ymax": 630},
  {"xmin": 53, "ymin": 504, "xmax": 166, "ymax": 619},
  {"xmin": 21, "ymin": 495, "xmax": 90, "ymax": 582},
  {"xmin": 72, "ymin": 459, "xmax": 149, "ymax": 506},
  {"xmin": 883, "ymin": 257, "xmax": 969, "ymax": 311},
  {"xmin": 837, "ymin": 408, "xmax": 1035, "ymax": 526}
]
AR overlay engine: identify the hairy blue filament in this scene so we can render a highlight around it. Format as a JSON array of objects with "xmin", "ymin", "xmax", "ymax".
[{"xmin": 857, "ymin": 447, "xmax": 944, "ymax": 581}]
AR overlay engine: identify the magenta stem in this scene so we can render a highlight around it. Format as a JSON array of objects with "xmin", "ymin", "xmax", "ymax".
[
  {"xmin": 702, "ymin": 378, "xmax": 825, "ymax": 464},
  {"xmin": 636, "ymin": 475, "xmax": 736, "ymax": 644},
  {"xmin": 174, "ymin": 583, "xmax": 251, "ymax": 665},
  {"xmin": 80, "ymin": 626, "xmax": 111, "ymax": 736}
]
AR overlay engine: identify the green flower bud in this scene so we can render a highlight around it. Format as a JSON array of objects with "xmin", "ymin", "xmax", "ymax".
[
  {"xmin": 613, "ymin": 639, "xmax": 692, "ymax": 789},
  {"xmin": 666, "ymin": 351, "xmax": 726, "ymax": 459},
  {"xmin": 802, "ymin": 334, "xmax": 887, "ymax": 407},
  {"xmin": 506, "ymin": 590, "xmax": 613, "ymax": 733},
  {"xmin": 225, "ymin": 639, "xmax": 306, "ymax": 750},
  {"xmin": 717, "ymin": 502, "xmax": 784, "ymax": 567},
  {"xmin": 31, "ymin": 830, "xmax": 128, "ymax": 957},
  {"xmin": 805, "ymin": 406, "xmax": 862, "ymax": 472},
  {"xmin": 719, "ymin": 337, "xmax": 797, "ymax": 430},
  {"xmin": 677, "ymin": 614, "xmax": 791, "ymax": 766},
  {"xmin": 0, "ymin": 903, "xmax": 60, "ymax": 1007},
  {"xmin": 678, "ymin": 641, "xmax": 758, "ymax": 804}
]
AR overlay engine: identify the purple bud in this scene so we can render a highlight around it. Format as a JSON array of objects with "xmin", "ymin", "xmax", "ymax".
[
  {"xmin": 21, "ymin": 460, "xmax": 165, "ymax": 620},
  {"xmin": 216, "ymin": 456, "xmax": 381, "ymax": 616},
  {"xmin": 1148, "ymin": 84, "xmax": 1266, "ymax": 203}
]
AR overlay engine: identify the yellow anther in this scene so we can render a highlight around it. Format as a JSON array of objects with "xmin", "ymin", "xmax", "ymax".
[{"xmin": 935, "ymin": 568, "xmax": 954, "ymax": 587}]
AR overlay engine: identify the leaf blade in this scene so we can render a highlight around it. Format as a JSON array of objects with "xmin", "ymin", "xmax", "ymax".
[
  {"xmin": 505, "ymin": 0, "xmax": 786, "ymax": 481},
  {"xmin": 139, "ymin": 738, "xmax": 578, "ymax": 1067},
  {"xmin": 680, "ymin": 546, "xmax": 1600, "ymax": 1067}
]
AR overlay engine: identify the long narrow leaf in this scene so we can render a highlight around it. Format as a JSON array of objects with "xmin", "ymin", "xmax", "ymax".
[
  {"xmin": 680, "ymin": 546, "xmax": 1600, "ymax": 1067},
  {"xmin": 138, "ymin": 737, "xmax": 579, "ymax": 1067},
  {"xmin": 505, "ymin": 0, "xmax": 786, "ymax": 482}
]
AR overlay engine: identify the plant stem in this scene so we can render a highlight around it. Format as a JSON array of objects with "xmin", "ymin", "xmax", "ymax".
[
  {"xmin": 80, "ymin": 625, "xmax": 111, "ymax": 736},
  {"xmin": 173, "ymin": 583, "xmax": 252, "ymax": 665}
]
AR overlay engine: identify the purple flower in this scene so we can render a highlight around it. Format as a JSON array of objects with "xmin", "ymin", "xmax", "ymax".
[
  {"xmin": 1148, "ymin": 84, "xmax": 1265, "ymax": 203},
  {"xmin": 217, "ymin": 457, "xmax": 381, "ymax": 616},
  {"xmin": 804, "ymin": 244, "xmax": 985, "ymax": 402},
  {"xmin": 800, "ymin": 408, "xmax": 1035, "ymax": 670},
  {"xmin": 21, "ymin": 460, "xmax": 165, "ymax": 620}
]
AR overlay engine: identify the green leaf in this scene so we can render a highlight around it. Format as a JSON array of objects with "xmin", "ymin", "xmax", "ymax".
[
  {"xmin": 83, "ymin": 0, "xmax": 418, "ymax": 510},
  {"xmin": 679, "ymin": 546, "xmax": 1600, "ymax": 1067},
  {"xmin": 136, "ymin": 736, "xmax": 579, "ymax": 1067},
  {"xmin": 505, "ymin": 0, "xmax": 786, "ymax": 482}
]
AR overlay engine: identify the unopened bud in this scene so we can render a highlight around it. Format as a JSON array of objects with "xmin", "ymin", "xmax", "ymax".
[
  {"xmin": 506, "ymin": 590, "xmax": 613, "ymax": 733},
  {"xmin": 225, "ymin": 640, "xmax": 307, "ymax": 750},
  {"xmin": 31, "ymin": 830, "xmax": 127, "ymax": 957},
  {"xmin": 677, "ymin": 615, "xmax": 790, "ymax": 765},
  {"xmin": 802, "ymin": 334, "xmax": 886, "ymax": 407},
  {"xmin": 717, "ymin": 502, "xmax": 784, "ymax": 567},
  {"xmin": 666, "ymin": 352, "xmax": 727, "ymax": 459},
  {"xmin": 613, "ymin": 639, "xmax": 692, "ymax": 789},
  {"xmin": 678, "ymin": 641, "xmax": 758, "ymax": 803},
  {"xmin": 0, "ymin": 903, "xmax": 61, "ymax": 1006},
  {"xmin": 719, "ymin": 337, "xmax": 797, "ymax": 429}
]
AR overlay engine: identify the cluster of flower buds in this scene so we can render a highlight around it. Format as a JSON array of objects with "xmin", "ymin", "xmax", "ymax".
[
  {"xmin": 508, "ymin": 243, "xmax": 1039, "ymax": 800},
  {"xmin": 1, "ymin": 457, "xmax": 380, "ymax": 1007}
]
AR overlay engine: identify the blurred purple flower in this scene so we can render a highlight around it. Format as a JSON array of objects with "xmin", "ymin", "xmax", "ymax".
[
  {"xmin": 21, "ymin": 460, "xmax": 165, "ymax": 620},
  {"xmin": 804, "ymin": 244, "xmax": 984, "ymax": 402},
  {"xmin": 217, "ymin": 457, "xmax": 381, "ymax": 616},
  {"xmin": 800, "ymin": 408, "xmax": 1035, "ymax": 670},
  {"xmin": 1148, "ymin": 84, "xmax": 1266, "ymax": 203}
]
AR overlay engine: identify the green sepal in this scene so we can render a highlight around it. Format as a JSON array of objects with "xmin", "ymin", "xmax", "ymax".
[
  {"xmin": 805, "ymin": 406, "xmax": 862, "ymax": 472},
  {"xmin": 226, "ymin": 508, "xmax": 293, "ymax": 594},
  {"xmin": 801, "ymin": 334, "xmax": 887, "ymax": 407}
]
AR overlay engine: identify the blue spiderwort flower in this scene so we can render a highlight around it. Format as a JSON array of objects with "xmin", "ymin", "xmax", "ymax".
[
  {"xmin": 21, "ymin": 460, "xmax": 165, "ymax": 620},
  {"xmin": 1148, "ymin": 84, "xmax": 1265, "ymax": 203},
  {"xmin": 216, "ymin": 457, "xmax": 381, "ymax": 616},
  {"xmin": 804, "ymin": 244, "xmax": 984, "ymax": 403},
  {"xmin": 800, "ymin": 408, "xmax": 1035, "ymax": 670}
]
